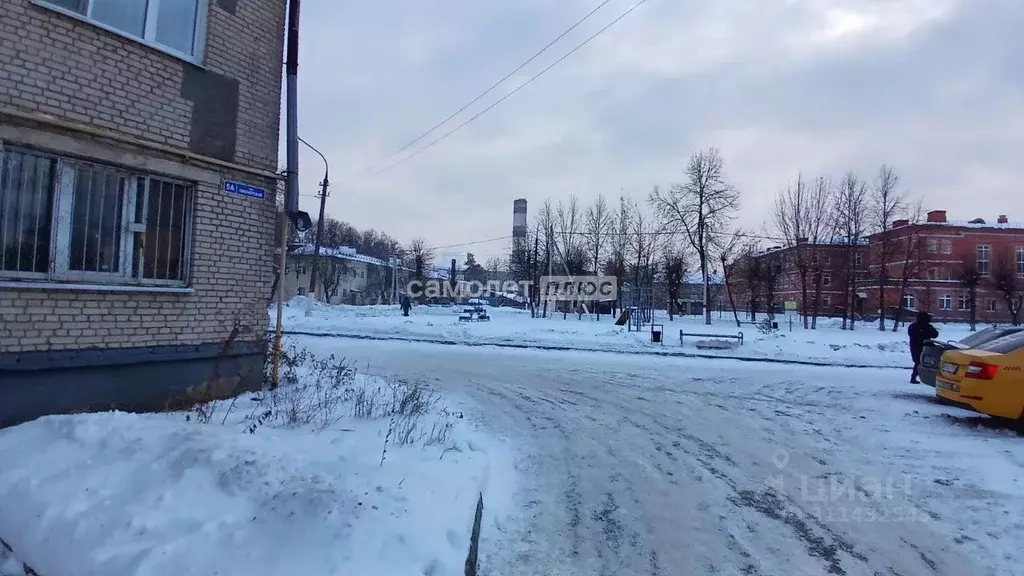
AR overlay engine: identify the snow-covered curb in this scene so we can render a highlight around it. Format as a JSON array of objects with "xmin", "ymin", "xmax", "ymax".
[
  {"xmin": 0, "ymin": 373, "xmax": 516, "ymax": 576},
  {"xmin": 280, "ymin": 329, "xmax": 916, "ymax": 369}
]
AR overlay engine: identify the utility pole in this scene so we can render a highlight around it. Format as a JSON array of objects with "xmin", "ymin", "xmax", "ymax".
[
  {"xmin": 300, "ymin": 137, "xmax": 329, "ymax": 296},
  {"xmin": 531, "ymin": 235, "xmax": 539, "ymax": 317}
]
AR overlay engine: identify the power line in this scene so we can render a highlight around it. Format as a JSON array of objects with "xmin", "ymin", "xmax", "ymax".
[
  {"xmin": 370, "ymin": 0, "xmax": 652, "ymax": 176},
  {"xmin": 376, "ymin": 0, "xmax": 616, "ymax": 166},
  {"xmin": 427, "ymin": 235, "xmax": 513, "ymax": 251}
]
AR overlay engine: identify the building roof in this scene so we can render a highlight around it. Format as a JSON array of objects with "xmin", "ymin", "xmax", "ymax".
[
  {"xmin": 291, "ymin": 244, "xmax": 391, "ymax": 268},
  {"xmin": 918, "ymin": 218, "xmax": 1022, "ymax": 230},
  {"xmin": 682, "ymin": 273, "xmax": 725, "ymax": 285}
]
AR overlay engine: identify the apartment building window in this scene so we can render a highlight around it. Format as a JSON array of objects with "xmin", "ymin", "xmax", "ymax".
[
  {"xmin": 902, "ymin": 294, "xmax": 915, "ymax": 310},
  {"xmin": 940, "ymin": 238, "xmax": 952, "ymax": 254},
  {"xmin": 0, "ymin": 147, "xmax": 193, "ymax": 287},
  {"xmin": 821, "ymin": 294, "xmax": 831, "ymax": 308},
  {"xmin": 854, "ymin": 252, "xmax": 863, "ymax": 267},
  {"xmin": 927, "ymin": 238, "xmax": 938, "ymax": 253},
  {"xmin": 38, "ymin": 0, "xmax": 207, "ymax": 61},
  {"xmin": 958, "ymin": 293, "xmax": 970, "ymax": 311},
  {"xmin": 822, "ymin": 273, "xmax": 831, "ymax": 286},
  {"xmin": 977, "ymin": 244, "xmax": 991, "ymax": 276},
  {"xmin": 939, "ymin": 294, "xmax": 952, "ymax": 310},
  {"xmin": 986, "ymin": 299, "xmax": 998, "ymax": 313},
  {"xmin": 1018, "ymin": 246, "xmax": 1024, "ymax": 278}
]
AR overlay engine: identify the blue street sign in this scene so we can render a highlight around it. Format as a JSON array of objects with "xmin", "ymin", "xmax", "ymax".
[{"xmin": 223, "ymin": 180, "xmax": 266, "ymax": 200}]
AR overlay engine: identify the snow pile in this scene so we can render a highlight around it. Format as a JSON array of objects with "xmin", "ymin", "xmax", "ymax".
[
  {"xmin": 0, "ymin": 353, "xmax": 516, "ymax": 576},
  {"xmin": 274, "ymin": 301, "xmax": 978, "ymax": 367}
]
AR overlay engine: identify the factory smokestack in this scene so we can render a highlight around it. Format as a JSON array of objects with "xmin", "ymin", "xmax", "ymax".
[{"xmin": 512, "ymin": 198, "xmax": 528, "ymax": 251}]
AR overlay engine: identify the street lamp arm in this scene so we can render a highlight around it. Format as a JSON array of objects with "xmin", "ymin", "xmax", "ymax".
[{"xmin": 298, "ymin": 136, "xmax": 329, "ymax": 181}]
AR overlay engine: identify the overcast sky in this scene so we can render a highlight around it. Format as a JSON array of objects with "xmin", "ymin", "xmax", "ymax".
[{"xmin": 286, "ymin": 0, "xmax": 1022, "ymax": 261}]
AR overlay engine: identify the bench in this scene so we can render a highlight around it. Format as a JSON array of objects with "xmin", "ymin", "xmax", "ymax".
[
  {"xmin": 679, "ymin": 330, "xmax": 744, "ymax": 345},
  {"xmin": 458, "ymin": 306, "xmax": 490, "ymax": 322}
]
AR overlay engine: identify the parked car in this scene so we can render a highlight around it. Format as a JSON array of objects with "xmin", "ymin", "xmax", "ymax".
[
  {"xmin": 934, "ymin": 331, "xmax": 1024, "ymax": 420},
  {"xmin": 918, "ymin": 327, "xmax": 1024, "ymax": 386}
]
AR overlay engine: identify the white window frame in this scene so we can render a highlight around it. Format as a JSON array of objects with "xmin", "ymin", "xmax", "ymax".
[
  {"xmin": 977, "ymin": 244, "xmax": 991, "ymax": 277},
  {"xmin": 1017, "ymin": 246, "xmax": 1024, "ymax": 279},
  {"xmin": 939, "ymin": 294, "xmax": 952, "ymax": 310},
  {"xmin": 822, "ymin": 273, "xmax": 831, "ymax": 286},
  {"xmin": 902, "ymin": 294, "xmax": 915, "ymax": 310},
  {"xmin": 821, "ymin": 294, "xmax": 831, "ymax": 308},
  {"xmin": 34, "ymin": 0, "xmax": 208, "ymax": 64},
  {"xmin": 941, "ymin": 238, "xmax": 952, "ymax": 254},
  {"xmin": 0, "ymin": 146, "xmax": 194, "ymax": 288},
  {"xmin": 958, "ymin": 293, "xmax": 970, "ymax": 311},
  {"xmin": 986, "ymin": 299, "xmax": 998, "ymax": 313},
  {"xmin": 926, "ymin": 238, "xmax": 937, "ymax": 254}
]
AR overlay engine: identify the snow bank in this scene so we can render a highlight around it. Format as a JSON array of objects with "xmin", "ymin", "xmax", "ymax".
[
  {"xmin": 0, "ymin": 369, "xmax": 516, "ymax": 576},
  {"xmin": 274, "ymin": 300, "xmax": 978, "ymax": 367}
]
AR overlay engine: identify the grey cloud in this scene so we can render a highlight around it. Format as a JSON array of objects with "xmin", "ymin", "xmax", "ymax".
[{"xmin": 290, "ymin": 0, "xmax": 1022, "ymax": 257}]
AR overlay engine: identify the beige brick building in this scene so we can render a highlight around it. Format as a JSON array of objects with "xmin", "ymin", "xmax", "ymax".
[{"xmin": 0, "ymin": 0, "xmax": 286, "ymax": 426}]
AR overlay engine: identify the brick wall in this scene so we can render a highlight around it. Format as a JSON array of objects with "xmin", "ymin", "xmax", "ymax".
[
  {"xmin": 0, "ymin": 151, "xmax": 277, "ymax": 353},
  {"xmin": 0, "ymin": 0, "xmax": 285, "ymax": 171}
]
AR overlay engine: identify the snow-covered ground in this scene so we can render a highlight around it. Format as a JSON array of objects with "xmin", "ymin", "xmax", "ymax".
[
  {"xmin": 5, "ymin": 329, "xmax": 1021, "ymax": 575},
  {"xmin": 322, "ymin": 337, "xmax": 1023, "ymax": 576},
  {"xmin": 275, "ymin": 297, "xmax": 977, "ymax": 368},
  {"xmin": 0, "ymin": 366, "xmax": 516, "ymax": 576}
]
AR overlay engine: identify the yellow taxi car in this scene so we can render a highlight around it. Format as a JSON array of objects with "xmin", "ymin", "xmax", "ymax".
[{"xmin": 935, "ymin": 331, "xmax": 1024, "ymax": 420}]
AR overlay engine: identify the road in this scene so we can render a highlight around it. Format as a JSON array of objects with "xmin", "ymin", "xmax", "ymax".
[{"xmin": 300, "ymin": 336, "xmax": 1024, "ymax": 576}]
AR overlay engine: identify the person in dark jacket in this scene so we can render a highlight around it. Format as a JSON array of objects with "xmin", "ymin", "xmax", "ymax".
[
  {"xmin": 908, "ymin": 311, "xmax": 939, "ymax": 383},
  {"xmin": 400, "ymin": 294, "xmax": 412, "ymax": 317}
]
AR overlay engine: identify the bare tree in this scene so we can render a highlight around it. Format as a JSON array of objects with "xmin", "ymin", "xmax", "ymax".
[
  {"xmin": 585, "ymin": 194, "xmax": 613, "ymax": 275},
  {"xmin": 774, "ymin": 175, "xmax": 810, "ymax": 326},
  {"xmin": 891, "ymin": 200, "xmax": 927, "ymax": 332},
  {"xmin": 535, "ymin": 200, "xmax": 556, "ymax": 317},
  {"xmin": 715, "ymin": 230, "xmax": 744, "ymax": 327},
  {"xmin": 650, "ymin": 147, "xmax": 740, "ymax": 325},
  {"xmin": 603, "ymin": 196, "xmax": 632, "ymax": 317},
  {"xmin": 807, "ymin": 176, "xmax": 837, "ymax": 329},
  {"xmin": 761, "ymin": 252, "xmax": 783, "ymax": 320},
  {"xmin": 739, "ymin": 242, "xmax": 765, "ymax": 321},
  {"xmin": 318, "ymin": 257, "xmax": 348, "ymax": 303},
  {"xmin": 555, "ymin": 195, "xmax": 586, "ymax": 273},
  {"xmin": 991, "ymin": 247, "xmax": 1023, "ymax": 326},
  {"xmin": 834, "ymin": 171, "xmax": 869, "ymax": 330},
  {"xmin": 957, "ymin": 250, "xmax": 982, "ymax": 332},
  {"xmin": 408, "ymin": 237, "xmax": 434, "ymax": 303},
  {"xmin": 484, "ymin": 256, "xmax": 504, "ymax": 276},
  {"xmin": 868, "ymin": 165, "xmax": 907, "ymax": 331},
  {"xmin": 628, "ymin": 198, "xmax": 660, "ymax": 312}
]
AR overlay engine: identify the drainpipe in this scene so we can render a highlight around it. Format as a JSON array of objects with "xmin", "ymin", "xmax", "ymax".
[{"xmin": 274, "ymin": 0, "xmax": 309, "ymax": 389}]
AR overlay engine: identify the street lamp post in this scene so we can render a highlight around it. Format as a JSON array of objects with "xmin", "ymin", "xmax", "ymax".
[{"xmin": 299, "ymin": 136, "xmax": 329, "ymax": 297}]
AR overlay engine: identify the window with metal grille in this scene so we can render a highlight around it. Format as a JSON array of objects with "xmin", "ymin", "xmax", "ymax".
[{"xmin": 0, "ymin": 147, "xmax": 193, "ymax": 287}]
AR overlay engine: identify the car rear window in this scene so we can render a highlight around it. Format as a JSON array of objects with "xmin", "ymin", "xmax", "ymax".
[
  {"xmin": 959, "ymin": 327, "xmax": 1004, "ymax": 348},
  {"xmin": 977, "ymin": 331, "xmax": 1024, "ymax": 354}
]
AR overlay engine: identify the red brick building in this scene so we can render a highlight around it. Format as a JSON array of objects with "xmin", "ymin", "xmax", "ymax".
[
  {"xmin": 726, "ymin": 240, "xmax": 869, "ymax": 318},
  {"xmin": 860, "ymin": 210, "xmax": 1024, "ymax": 324}
]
